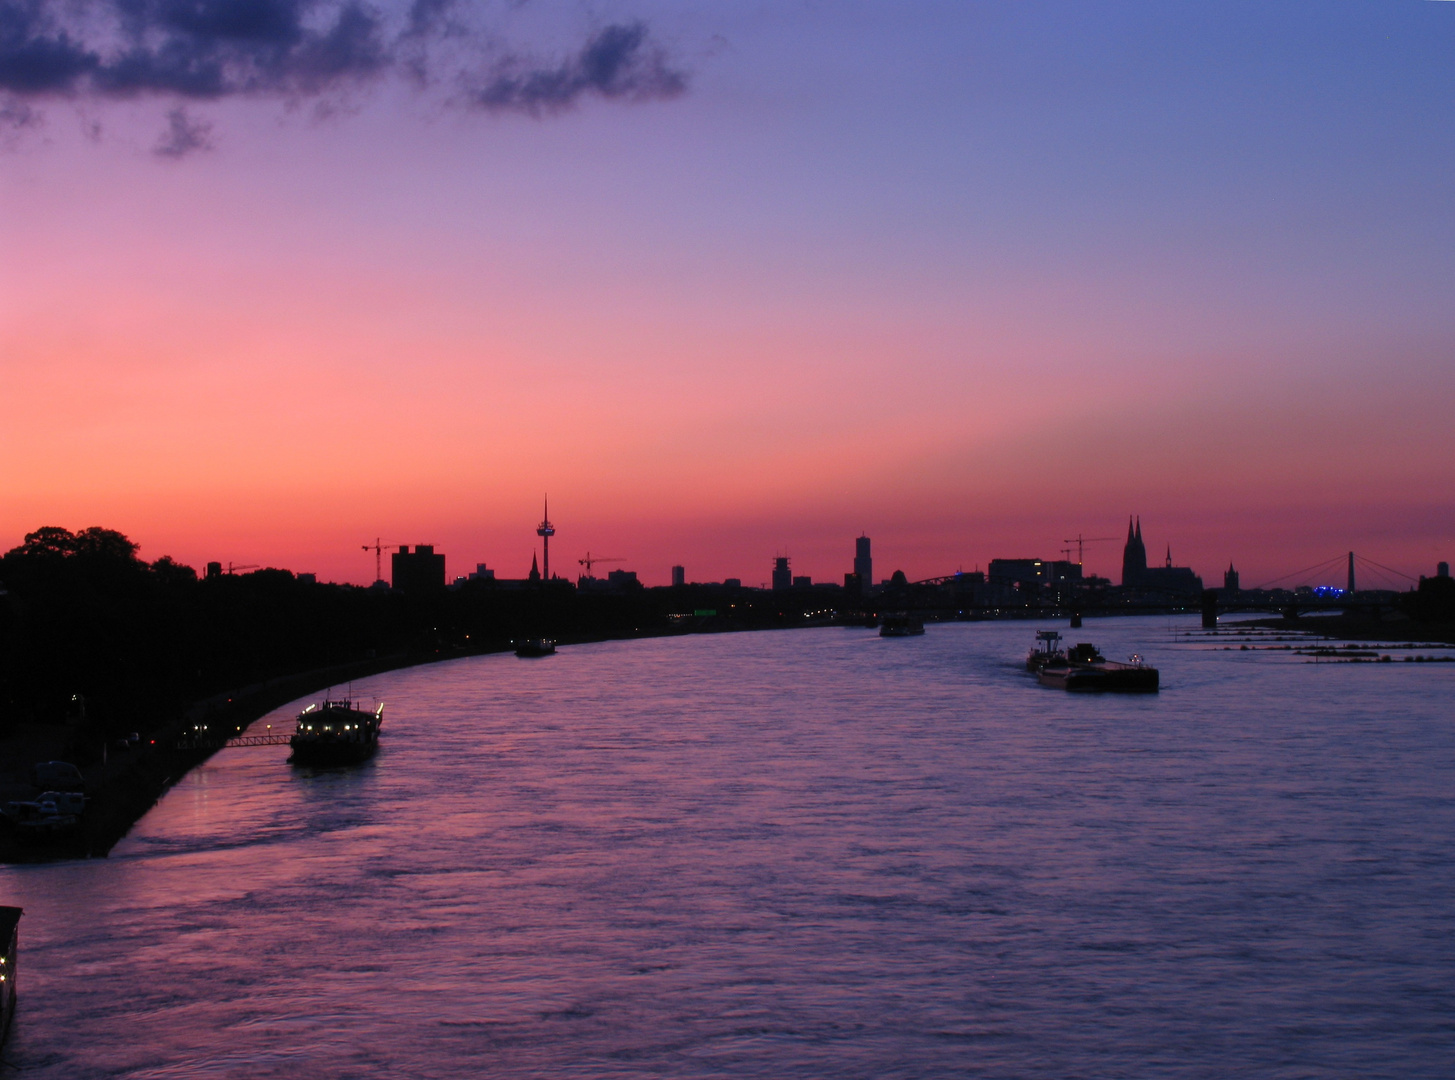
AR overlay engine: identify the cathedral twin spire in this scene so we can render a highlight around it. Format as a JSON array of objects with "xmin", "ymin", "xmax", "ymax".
[{"xmin": 1121, "ymin": 515, "xmax": 1148, "ymax": 585}]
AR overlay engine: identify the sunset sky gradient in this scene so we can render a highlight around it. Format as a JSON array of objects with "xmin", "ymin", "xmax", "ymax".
[{"xmin": 3, "ymin": 1, "xmax": 1453, "ymax": 587}]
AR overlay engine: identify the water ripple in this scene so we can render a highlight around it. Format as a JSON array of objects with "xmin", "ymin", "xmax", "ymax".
[{"xmin": 3, "ymin": 618, "xmax": 1453, "ymax": 1078}]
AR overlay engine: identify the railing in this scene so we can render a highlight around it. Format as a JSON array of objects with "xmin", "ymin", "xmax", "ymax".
[{"xmin": 176, "ymin": 732, "xmax": 293, "ymax": 750}]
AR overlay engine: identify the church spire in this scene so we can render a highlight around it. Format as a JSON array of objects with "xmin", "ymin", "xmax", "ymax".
[{"xmin": 1121, "ymin": 512, "xmax": 1148, "ymax": 587}]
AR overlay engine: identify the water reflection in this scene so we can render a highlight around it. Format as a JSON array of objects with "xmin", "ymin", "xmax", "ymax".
[{"xmin": 3, "ymin": 619, "xmax": 1454, "ymax": 1078}]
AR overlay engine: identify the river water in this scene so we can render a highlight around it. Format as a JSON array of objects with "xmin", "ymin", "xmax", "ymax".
[{"xmin": 2, "ymin": 618, "xmax": 1454, "ymax": 1078}]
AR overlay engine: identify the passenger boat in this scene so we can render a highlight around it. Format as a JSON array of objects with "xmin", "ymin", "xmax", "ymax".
[
  {"xmin": 879, "ymin": 613, "xmax": 925, "ymax": 637},
  {"xmin": 289, "ymin": 698, "xmax": 383, "ymax": 766},
  {"xmin": 0, "ymin": 906, "xmax": 19, "ymax": 1048},
  {"xmin": 514, "ymin": 638, "xmax": 556, "ymax": 657},
  {"xmin": 1028, "ymin": 632, "xmax": 1159, "ymax": 692}
]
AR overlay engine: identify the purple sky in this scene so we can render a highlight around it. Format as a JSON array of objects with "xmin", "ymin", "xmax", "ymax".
[{"xmin": 2, "ymin": 1, "xmax": 1452, "ymax": 586}]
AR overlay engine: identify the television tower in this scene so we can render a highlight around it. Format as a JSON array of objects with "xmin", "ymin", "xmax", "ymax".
[{"xmin": 537, "ymin": 496, "xmax": 555, "ymax": 581}]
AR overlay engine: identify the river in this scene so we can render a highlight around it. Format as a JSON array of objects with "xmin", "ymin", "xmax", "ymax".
[{"xmin": 2, "ymin": 618, "xmax": 1453, "ymax": 1078}]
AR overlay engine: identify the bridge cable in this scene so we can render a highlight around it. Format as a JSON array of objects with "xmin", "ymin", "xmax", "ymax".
[
  {"xmin": 1253, "ymin": 553, "xmax": 1349, "ymax": 592},
  {"xmin": 1353, "ymin": 553, "xmax": 1418, "ymax": 584}
]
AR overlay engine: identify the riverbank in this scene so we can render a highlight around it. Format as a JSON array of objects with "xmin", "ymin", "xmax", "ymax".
[
  {"xmin": 0, "ymin": 622, "xmax": 779, "ymax": 864},
  {"xmin": 0, "ymin": 644, "xmax": 511, "ymax": 863}
]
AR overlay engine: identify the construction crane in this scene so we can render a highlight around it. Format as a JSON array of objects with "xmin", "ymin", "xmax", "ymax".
[
  {"xmin": 226, "ymin": 563, "xmax": 259, "ymax": 575},
  {"xmin": 578, "ymin": 552, "xmax": 624, "ymax": 575},
  {"xmin": 360, "ymin": 538, "xmax": 398, "ymax": 584},
  {"xmin": 1060, "ymin": 535, "xmax": 1120, "ymax": 565}
]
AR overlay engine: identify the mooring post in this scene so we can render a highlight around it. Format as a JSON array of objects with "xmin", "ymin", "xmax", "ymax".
[{"xmin": 1201, "ymin": 589, "xmax": 1218, "ymax": 628}]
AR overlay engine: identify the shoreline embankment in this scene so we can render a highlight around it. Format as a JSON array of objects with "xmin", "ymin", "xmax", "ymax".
[
  {"xmin": 1, "ymin": 644, "xmax": 509, "ymax": 864},
  {"xmin": 1, "ymin": 624, "xmax": 747, "ymax": 865}
]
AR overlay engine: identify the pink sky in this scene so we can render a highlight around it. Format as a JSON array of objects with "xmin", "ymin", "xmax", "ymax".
[{"xmin": 3, "ymin": 3, "xmax": 1452, "ymax": 588}]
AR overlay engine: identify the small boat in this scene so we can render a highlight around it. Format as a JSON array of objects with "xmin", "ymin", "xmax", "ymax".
[
  {"xmin": 879, "ymin": 613, "xmax": 925, "ymax": 637},
  {"xmin": 289, "ymin": 698, "xmax": 383, "ymax": 766},
  {"xmin": 1028, "ymin": 632, "xmax": 1159, "ymax": 691},
  {"xmin": 514, "ymin": 638, "xmax": 556, "ymax": 657}
]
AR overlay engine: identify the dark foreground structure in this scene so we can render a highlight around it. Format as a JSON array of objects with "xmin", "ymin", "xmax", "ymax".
[{"xmin": 0, "ymin": 906, "xmax": 19, "ymax": 1047}]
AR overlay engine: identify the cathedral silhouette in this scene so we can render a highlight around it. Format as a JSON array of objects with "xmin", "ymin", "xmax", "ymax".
[{"xmin": 1121, "ymin": 517, "xmax": 1202, "ymax": 596}]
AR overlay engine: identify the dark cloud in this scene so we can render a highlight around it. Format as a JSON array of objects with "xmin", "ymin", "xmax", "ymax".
[
  {"xmin": 469, "ymin": 22, "xmax": 686, "ymax": 115},
  {"xmin": 153, "ymin": 105, "xmax": 211, "ymax": 156},
  {"xmin": 0, "ymin": 1, "xmax": 100, "ymax": 94},
  {"xmin": 0, "ymin": 1, "xmax": 688, "ymax": 144},
  {"xmin": 0, "ymin": 0, "xmax": 388, "ymax": 99},
  {"xmin": 403, "ymin": 0, "xmax": 458, "ymax": 40}
]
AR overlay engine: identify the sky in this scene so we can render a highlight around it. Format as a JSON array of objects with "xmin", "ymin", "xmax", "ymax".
[{"xmin": 2, "ymin": 0, "xmax": 1453, "ymax": 588}]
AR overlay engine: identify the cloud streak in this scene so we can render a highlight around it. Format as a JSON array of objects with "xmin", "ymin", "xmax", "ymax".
[
  {"xmin": 0, "ymin": 0, "xmax": 688, "ymax": 141},
  {"xmin": 468, "ymin": 22, "xmax": 686, "ymax": 115}
]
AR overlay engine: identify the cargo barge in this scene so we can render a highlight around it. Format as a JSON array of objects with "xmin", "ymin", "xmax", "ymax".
[{"xmin": 1027, "ymin": 631, "xmax": 1159, "ymax": 692}]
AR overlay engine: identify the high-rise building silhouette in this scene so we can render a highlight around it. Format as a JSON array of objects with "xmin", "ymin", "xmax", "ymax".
[
  {"xmin": 671, "ymin": 565, "xmax": 685, "ymax": 587},
  {"xmin": 392, "ymin": 544, "xmax": 445, "ymax": 592},
  {"xmin": 854, "ymin": 535, "xmax": 872, "ymax": 588},
  {"xmin": 772, "ymin": 556, "xmax": 792, "ymax": 591}
]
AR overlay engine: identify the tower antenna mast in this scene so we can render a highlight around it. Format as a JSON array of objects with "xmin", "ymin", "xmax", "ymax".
[{"xmin": 537, "ymin": 497, "xmax": 555, "ymax": 581}]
